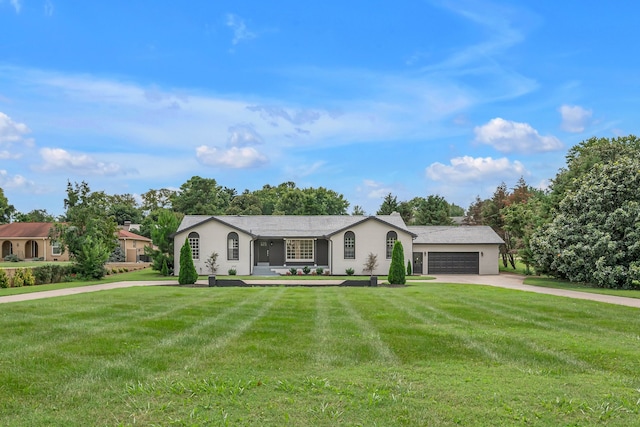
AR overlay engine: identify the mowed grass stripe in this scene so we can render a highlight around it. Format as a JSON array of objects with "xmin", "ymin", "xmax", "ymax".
[
  {"xmin": 335, "ymin": 290, "xmax": 398, "ymax": 365},
  {"xmin": 376, "ymin": 291, "xmax": 503, "ymax": 363}
]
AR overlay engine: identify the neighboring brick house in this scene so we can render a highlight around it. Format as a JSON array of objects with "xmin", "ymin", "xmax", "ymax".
[
  {"xmin": 117, "ymin": 229, "xmax": 153, "ymax": 262},
  {"xmin": 0, "ymin": 222, "xmax": 68, "ymax": 261},
  {"xmin": 0, "ymin": 222, "xmax": 152, "ymax": 263}
]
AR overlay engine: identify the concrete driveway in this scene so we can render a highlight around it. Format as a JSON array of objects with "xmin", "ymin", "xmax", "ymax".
[
  {"xmin": 428, "ymin": 274, "xmax": 640, "ymax": 308},
  {"xmin": 1, "ymin": 274, "xmax": 639, "ymax": 308}
]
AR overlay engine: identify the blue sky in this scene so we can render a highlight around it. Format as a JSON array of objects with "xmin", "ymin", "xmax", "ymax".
[{"xmin": 1, "ymin": 1, "xmax": 638, "ymax": 216}]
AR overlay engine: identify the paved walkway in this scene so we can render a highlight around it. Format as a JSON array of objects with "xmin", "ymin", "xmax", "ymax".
[{"xmin": 1, "ymin": 275, "xmax": 639, "ymax": 308}]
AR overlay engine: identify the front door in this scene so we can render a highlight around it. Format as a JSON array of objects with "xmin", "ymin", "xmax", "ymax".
[
  {"xmin": 258, "ymin": 240, "xmax": 269, "ymax": 264},
  {"xmin": 413, "ymin": 252, "xmax": 423, "ymax": 274}
]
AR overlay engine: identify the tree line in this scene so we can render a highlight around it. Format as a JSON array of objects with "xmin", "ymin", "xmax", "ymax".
[{"xmin": 2, "ymin": 134, "xmax": 639, "ymax": 289}]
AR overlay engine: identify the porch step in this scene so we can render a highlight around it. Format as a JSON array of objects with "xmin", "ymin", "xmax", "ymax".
[{"xmin": 252, "ymin": 265, "xmax": 279, "ymax": 276}]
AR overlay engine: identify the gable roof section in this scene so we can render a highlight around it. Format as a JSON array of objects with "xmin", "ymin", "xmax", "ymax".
[
  {"xmin": 409, "ymin": 225, "xmax": 504, "ymax": 245},
  {"xmin": 118, "ymin": 229, "xmax": 152, "ymax": 242},
  {"xmin": 0, "ymin": 222, "xmax": 55, "ymax": 238},
  {"xmin": 175, "ymin": 214, "xmax": 416, "ymax": 239}
]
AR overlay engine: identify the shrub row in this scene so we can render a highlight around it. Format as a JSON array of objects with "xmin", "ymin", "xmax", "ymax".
[
  {"xmin": 31, "ymin": 264, "xmax": 76, "ymax": 285},
  {"xmin": 0, "ymin": 268, "xmax": 36, "ymax": 288}
]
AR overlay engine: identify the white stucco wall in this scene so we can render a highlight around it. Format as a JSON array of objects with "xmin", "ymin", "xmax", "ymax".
[
  {"xmin": 331, "ymin": 220, "xmax": 413, "ymax": 276},
  {"xmin": 412, "ymin": 244, "xmax": 500, "ymax": 275},
  {"xmin": 174, "ymin": 220, "xmax": 253, "ymax": 276}
]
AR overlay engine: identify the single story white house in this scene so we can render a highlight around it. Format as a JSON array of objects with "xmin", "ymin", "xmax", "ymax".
[{"xmin": 173, "ymin": 213, "xmax": 504, "ymax": 276}]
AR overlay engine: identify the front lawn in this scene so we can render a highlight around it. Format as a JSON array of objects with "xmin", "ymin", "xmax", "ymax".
[{"xmin": 1, "ymin": 283, "xmax": 639, "ymax": 426}]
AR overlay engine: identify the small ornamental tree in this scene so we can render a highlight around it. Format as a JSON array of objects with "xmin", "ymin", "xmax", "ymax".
[
  {"xmin": 363, "ymin": 252, "xmax": 378, "ymax": 276},
  {"xmin": 388, "ymin": 240, "xmax": 406, "ymax": 285},
  {"xmin": 161, "ymin": 258, "xmax": 169, "ymax": 276},
  {"xmin": 205, "ymin": 252, "xmax": 219, "ymax": 275},
  {"xmin": 407, "ymin": 259, "xmax": 412, "ymax": 276},
  {"xmin": 178, "ymin": 239, "xmax": 198, "ymax": 285}
]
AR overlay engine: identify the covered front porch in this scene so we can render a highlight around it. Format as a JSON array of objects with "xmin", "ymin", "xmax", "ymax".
[{"xmin": 252, "ymin": 237, "xmax": 330, "ymax": 275}]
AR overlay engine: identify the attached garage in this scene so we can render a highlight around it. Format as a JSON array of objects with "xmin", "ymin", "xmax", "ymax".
[
  {"xmin": 409, "ymin": 226, "xmax": 504, "ymax": 275},
  {"xmin": 427, "ymin": 252, "xmax": 479, "ymax": 274}
]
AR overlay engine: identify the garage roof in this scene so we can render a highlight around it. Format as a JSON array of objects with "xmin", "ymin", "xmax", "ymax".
[{"xmin": 409, "ymin": 226, "xmax": 504, "ymax": 245}]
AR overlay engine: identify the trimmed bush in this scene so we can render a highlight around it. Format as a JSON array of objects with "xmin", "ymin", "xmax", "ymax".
[
  {"xmin": 388, "ymin": 241, "xmax": 406, "ymax": 285},
  {"xmin": 161, "ymin": 258, "xmax": 169, "ymax": 276},
  {"xmin": 345, "ymin": 268, "xmax": 355, "ymax": 276},
  {"xmin": 4, "ymin": 254, "xmax": 20, "ymax": 262},
  {"xmin": 302, "ymin": 266, "xmax": 311, "ymax": 275},
  {"xmin": 228, "ymin": 268, "xmax": 237, "ymax": 276},
  {"xmin": 316, "ymin": 267, "xmax": 324, "ymax": 275},
  {"xmin": 12, "ymin": 270, "xmax": 24, "ymax": 287},
  {"xmin": 0, "ymin": 269, "xmax": 9, "ymax": 288},
  {"xmin": 178, "ymin": 239, "xmax": 198, "ymax": 285}
]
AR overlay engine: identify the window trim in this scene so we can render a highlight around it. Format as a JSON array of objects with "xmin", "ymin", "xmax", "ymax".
[
  {"xmin": 386, "ymin": 231, "xmax": 397, "ymax": 259},
  {"xmin": 227, "ymin": 232, "xmax": 239, "ymax": 261},
  {"xmin": 188, "ymin": 232, "xmax": 200, "ymax": 260},
  {"xmin": 285, "ymin": 239, "xmax": 315, "ymax": 262},
  {"xmin": 344, "ymin": 231, "xmax": 355, "ymax": 259},
  {"xmin": 51, "ymin": 240, "xmax": 62, "ymax": 256}
]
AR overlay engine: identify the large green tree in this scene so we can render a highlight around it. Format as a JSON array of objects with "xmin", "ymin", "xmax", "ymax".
[
  {"xmin": 377, "ymin": 193, "xmax": 399, "ymax": 215},
  {"xmin": 225, "ymin": 190, "xmax": 263, "ymax": 215},
  {"xmin": 0, "ymin": 188, "xmax": 15, "ymax": 224},
  {"xmin": 144, "ymin": 208, "xmax": 182, "ymax": 273},
  {"xmin": 13, "ymin": 209, "xmax": 56, "ymax": 223},
  {"xmin": 52, "ymin": 181, "xmax": 118, "ymax": 279},
  {"xmin": 108, "ymin": 193, "xmax": 144, "ymax": 225},
  {"xmin": 171, "ymin": 176, "xmax": 235, "ymax": 215},
  {"xmin": 413, "ymin": 195, "xmax": 455, "ymax": 225},
  {"xmin": 550, "ymin": 135, "xmax": 640, "ymax": 208},
  {"xmin": 530, "ymin": 157, "xmax": 640, "ymax": 289}
]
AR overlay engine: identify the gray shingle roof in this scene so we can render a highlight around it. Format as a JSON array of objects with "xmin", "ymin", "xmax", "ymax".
[
  {"xmin": 409, "ymin": 225, "xmax": 504, "ymax": 245},
  {"xmin": 175, "ymin": 214, "xmax": 414, "ymax": 238}
]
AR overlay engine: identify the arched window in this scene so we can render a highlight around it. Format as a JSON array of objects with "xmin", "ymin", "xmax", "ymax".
[
  {"xmin": 227, "ymin": 232, "xmax": 239, "ymax": 260},
  {"xmin": 188, "ymin": 232, "xmax": 200, "ymax": 260},
  {"xmin": 344, "ymin": 231, "xmax": 355, "ymax": 259},
  {"xmin": 386, "ymin": 231, "xmax": 397, "ymax": 259}
]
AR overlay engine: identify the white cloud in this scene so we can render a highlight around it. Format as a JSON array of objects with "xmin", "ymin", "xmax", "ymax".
[
  {"xmin": 247, "ymin": 105, "xmax": 322, "ymax": 127},
  {"xmin": 559, "ymin": 104, "xmax": 592, "ymax": 132},
  {"xmin": 6, "ymin": 0, "xmax": 21, "ymax": 13},
  {"xmin": 426, "ymin": 156, "xmax": 527, "ymax": 182},
  {"xmin": 0, "ymin": 112, "xmax": 30, "ymax": 144},
  {"xmin": 44, "ymin": 0, "xmax": 54, "ymax": 16},
  {"xmin": 227, "ymin": 123, "xmax": 264, "ymax": 147},
  {"xmin": 39, "ymin": 148, "xmax": 123, "ymax": 175},
  {"xmin": 359, "ymin": 179, "xmax": 394, "ymax": 200},
  {"xmin": 474, "ymin": 117, "xmax": 563, "ymax": 153},
  {"xmin": 226, "ymin": 13, "xmax": 256, "ymax": 46},
  {"xmin": 0, "ymin": 150, "xmax": 20, "ymax": 159},
  {"xmin": 196, "ymin": 145, "xmax": 268, "ymax": 169},
  {"xmin": 0, "ymin": 169, "xmax": 30, "ymax": 189}
]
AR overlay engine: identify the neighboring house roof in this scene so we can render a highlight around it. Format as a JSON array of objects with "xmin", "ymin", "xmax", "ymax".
[
  {"xmin": 0, "ymin": 223, "xmax": 151, "ymax": 242},
  {"xmin": 409, "ymin": 225, "xmax": 504, "ymax": 245},
  {"xmin": 117, "ymin": 229, "xmax": 152, "ymax": 242},
  {"xmin": 0, "ymin": 222, "xmax": 55, "ymax": 238},
  {"xmin": 175, "ymin": 214, "xmax": 416, "ymax": 238}
]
